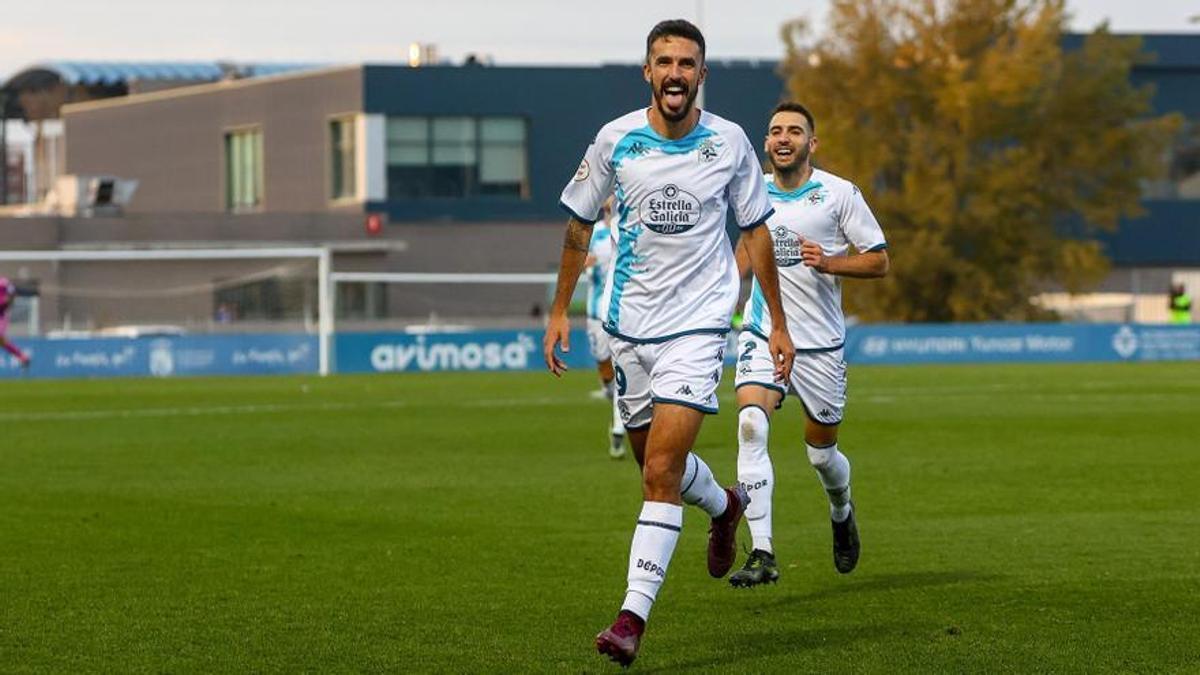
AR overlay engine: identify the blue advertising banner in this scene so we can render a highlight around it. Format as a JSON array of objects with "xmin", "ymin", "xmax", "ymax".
[
  {"xmin": 2, "ymin": 324, "xmax": 1195, "ymax": 379},
  {"xmin": 337, "ymin": 324, "xmax": 1200, "ymax": 374},
  {"xmin": 335, "ymin": 329, "xmax": 593, "ymax": 374},
  {"xmin": 0, "ymin": 334, "xmax": 319, "ymax": 379},
  {"xmin": 842, "ymin": 323, "xmax": 1200, "ymax": 365}
]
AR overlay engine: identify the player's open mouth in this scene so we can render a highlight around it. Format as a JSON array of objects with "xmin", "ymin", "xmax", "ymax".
[
  {"xmin": 773, "ymin": 147, "xmax": 794, "ymax": 160},
  {"xmin": 662, "ymin": 83, "xmax": 688, "ymax": 109}
]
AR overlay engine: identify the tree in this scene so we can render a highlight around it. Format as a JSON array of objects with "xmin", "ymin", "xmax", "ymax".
[{"xmin": 780, "ymin": 0, "xmax": 1180, "ymax": 321}]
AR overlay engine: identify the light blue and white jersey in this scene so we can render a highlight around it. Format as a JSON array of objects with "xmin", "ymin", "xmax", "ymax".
[
  {"xmin": 560, "ymin": 109, "xmax": 774, "ymax": 343},
  {"xmin": 585, "ymin": 219, "xmax": 614, "ymax": 320},
  {"xmin": 743, "ymin": 168, "xmax": 887, "ymax": 351}
]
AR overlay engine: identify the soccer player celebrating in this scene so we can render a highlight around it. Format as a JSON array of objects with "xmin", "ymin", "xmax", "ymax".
[
  {"xmin": 0, "ymin": 277, "xmax": 31, "ymax": 369},
  {"xmin": 728, "ymin": 102, "xmax": 889, "ymax": 588},
  {"xmin": 543, "ymin": 20, "xmax": 794, "ymax": 666},
  {"xmin": 583, "ymin": 200, "xmax": 627, "ymax": 458}
]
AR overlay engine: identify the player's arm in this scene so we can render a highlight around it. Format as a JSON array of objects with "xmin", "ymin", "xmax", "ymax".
[
  {"xmin": 735, "ymin": 238, "xmax": 752, "ymax": 279},
  {"xmin": 800, "ymin": 243, "xmax": 889, "ymax": 278},
  {"xmin": 543, "ymin": 216, "xmax": 595, "ymax": 376},
  {"xmin": 741, "ymin": 224, "xmax": 795, "ymax": 382}
]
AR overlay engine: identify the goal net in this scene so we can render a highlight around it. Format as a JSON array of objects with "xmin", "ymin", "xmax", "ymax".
[{"xmin": 0, "ymin": 247, "xmax": 332, "ymax": 376}]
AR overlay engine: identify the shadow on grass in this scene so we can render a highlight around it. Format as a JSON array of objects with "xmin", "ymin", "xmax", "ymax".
[
  {"xmin": 758, "ymin": 569, "xmax": 1005, "ymax": 608},
  {"xmin": 632, "ymin": 570, "xmax": 1002, "ymax": 672},
  {"xmin": 637, "ymin": 621, "xmax": 918, "ymax": 673}
]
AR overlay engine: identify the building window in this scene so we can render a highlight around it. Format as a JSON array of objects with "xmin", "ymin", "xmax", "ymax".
[
  {"xmin": 330, "ymin": 116, "xmax": 357, "ymax": 200},
  {"xmin": 225, "ymin": 128, "xmax": 263, "ymax": 211},
  {"xmin": 1144, "ymin": 119, "xmax": 1200, "ymax": 200},
  {"xmin": 386, "ymin": 116, "xmax": 527, "ymax": 199}
]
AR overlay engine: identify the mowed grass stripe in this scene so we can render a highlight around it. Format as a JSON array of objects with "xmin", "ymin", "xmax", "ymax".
[{"xmin": 0, "ymin": 362, "xmax": 1197, "ymax": 672}]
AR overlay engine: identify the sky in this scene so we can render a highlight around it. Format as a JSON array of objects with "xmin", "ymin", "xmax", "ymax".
[{"xmin": 1, "ymin": 0, "xmax": 1197, "ymax": 80}]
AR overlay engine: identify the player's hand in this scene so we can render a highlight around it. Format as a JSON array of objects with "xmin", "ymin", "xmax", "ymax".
[
  {"xmin": 768, "ymin": 326, "xmax": 795, "ymax": 383},
  {"xmin": 801, "ymin": 240, "xmax": 831, "ymax": 273},
  {"xmin": 543, "ymin": 314, "xmax": 571, "ymax": 377}
]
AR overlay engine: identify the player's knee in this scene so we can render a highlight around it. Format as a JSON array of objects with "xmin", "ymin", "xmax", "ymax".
[
  {"xmin": 642, "ymin": 455, "xmax": 683, "ymax": 496},
  {"xmin": 806, "ymin": 442, "xmax": 836, "ymax": 469},
  {"xmin": 738, "ymin": 406, "xmax": 769, "ymax": 447}
]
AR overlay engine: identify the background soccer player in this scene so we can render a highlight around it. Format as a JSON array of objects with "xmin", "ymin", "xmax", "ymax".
[
  {"xmin": 728, "ymin": 102, "xmax": 889, "ymax": 588},
  {"xmin": 543, "ymin": 20, "xmax": 794, "ymax": 666},
  {"xmin": 0, "ymin": 277, "xmax": 30, "ymax": 370},
  {"xmin": 583, "ymin": 199, "xmax": 627, "ymax": 458}
]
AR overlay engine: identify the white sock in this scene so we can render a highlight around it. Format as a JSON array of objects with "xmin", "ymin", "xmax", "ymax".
[
  {"xmin": 679, "ymin": 452, "xmax": 728, "ymax": 518},
  {"xmin": 737, "ymin": 406, "xmax": 774, "ymax": 553},
  {"xmin": 603, "ymin": 378, "xmax": 615, "ymax": 400},
  {"xmin": 621, "ymin": 501, "xmax": 683, "ymax": 622},
  {"xmin": 807, "ymin": 442, "xmax": 851, "ymax": 522},
  {"xmin": 611, "ymin": 389, "xmax": 625, "ymax": 437}
]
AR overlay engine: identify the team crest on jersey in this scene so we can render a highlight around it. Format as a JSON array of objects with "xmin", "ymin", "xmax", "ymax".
[
  {"xmin": 697, "ymin": 138, "xmax": 721, "ymax": 163},
  {"xmin": 639, "ymin": 184, "xmax": 702, "ymax": 235},
  {"xmin": 806, "ymin": 190, "xmax": 827, "ymax": 205},
  {"xmin": 574, "ymin": 159, "xmax": 590, "ymax": 181},
  {"xmin": 772, "ymin": 226, "xmax": 804, "ymax": 267}
]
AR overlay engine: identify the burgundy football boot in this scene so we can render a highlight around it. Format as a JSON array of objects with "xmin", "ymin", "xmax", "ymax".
[{"xmin": 707, "ymin": 484, "xmax": 749, "ymax": 577}]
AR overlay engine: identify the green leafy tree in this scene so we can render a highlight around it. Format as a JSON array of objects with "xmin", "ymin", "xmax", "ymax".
[{"xmin": 780, "ymin": 0, "xmax": 1180, "ymax": 321}]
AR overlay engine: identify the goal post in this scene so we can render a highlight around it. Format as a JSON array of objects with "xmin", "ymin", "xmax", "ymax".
[{"xmin": 0, "ymin": 246, "xmax": 334, "ymax": 376}]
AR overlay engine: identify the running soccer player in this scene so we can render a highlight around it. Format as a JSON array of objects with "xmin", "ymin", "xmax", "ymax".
[
  {"xmin": 728, "ymin": 102, "xmax": 889, "ymax": 588},
  {"xmin": 0, "ymin": 277, "xmax": 31, "ymax": 369},
  {"xmin": 584, "ymin": 200, "xmax": 627, "ymax": 458},
  {"xmin": 543, "ymin": 19, "xmax": 794, "ymax": 666}
]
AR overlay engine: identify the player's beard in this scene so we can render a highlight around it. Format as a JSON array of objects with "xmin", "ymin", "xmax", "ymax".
[
  {"xmin": 652, "ymin": 78, "xmax": 698, "ymax": 122},
  {"xmin": 770, "ymin": 143, "xmax": 811, "ymax": 175}
]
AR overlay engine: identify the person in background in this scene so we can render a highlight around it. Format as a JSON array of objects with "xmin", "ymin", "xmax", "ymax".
[
  {"xmin": 0, "ymin": 277, "xmax": 31, "ymax": 370},
  {"xmin": 1169, "ymin": 284, "xmax": 1192, "ymax": 324}
]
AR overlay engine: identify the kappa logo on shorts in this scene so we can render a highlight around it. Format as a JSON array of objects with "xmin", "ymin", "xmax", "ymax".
[
  {"xmin": 675, "ymin": 384, "xmax": 694, "ymax": 397},
  {"xmin": 618, "ymin": 400, "xmax": 631, "ymax": 421},
  {"xmin": 710, "ymin": 370, "xmax": 720, "ymax": 384},
  {"xmin": 739, "ymin": 365, "xmax": 751, "ymax": 375},
  {"xmin": 817, "ymin": 407, "xmax": 836, "ymax": 421}
]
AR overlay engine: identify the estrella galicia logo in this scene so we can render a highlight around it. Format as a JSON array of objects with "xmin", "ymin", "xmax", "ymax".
[
  {"xmin": 639, "ymin": 184, "xmax": 702, "ymax": 235},
  {"xmin": 773, "ymin": 226, "xmax": 803, "ymax": 267},
  {"xmin": 615, "ymin": 366, "xmax": 628, "ymax": 396}
]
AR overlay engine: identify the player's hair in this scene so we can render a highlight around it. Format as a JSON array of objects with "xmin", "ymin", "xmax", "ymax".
[
  {"xmin": 772, "ymin": 101, "xmax": 816, "ymax": 134},
  {"xmin": 645, "ymin": 19, "xmax": 706, "ymax": 63}
]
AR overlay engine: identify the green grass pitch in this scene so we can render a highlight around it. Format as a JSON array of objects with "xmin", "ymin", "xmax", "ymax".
[{"xmin": 1, "ymin": 362, "xmax": 1198, "ymax": 672}]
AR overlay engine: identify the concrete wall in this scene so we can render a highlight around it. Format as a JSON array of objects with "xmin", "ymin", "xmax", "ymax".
[{"xmin": 63, "ymin": 67, "xmax": 363, "ymax": 214}]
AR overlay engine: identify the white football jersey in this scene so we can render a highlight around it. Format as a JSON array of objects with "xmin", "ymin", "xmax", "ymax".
[
  {"xmin": 742, "ymin": 168, "xmax": 887, "ymax": 350},
  {"xmin": 585, "ymin": 219, "xmax": 614, "ymax": 320},
  {"xmin": 561, "ymin": 109, "xmax": 773, "ymax": 343}
]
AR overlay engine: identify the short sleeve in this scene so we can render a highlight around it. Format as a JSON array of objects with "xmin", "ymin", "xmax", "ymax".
[
  {"xmin": 560, "ymin": 133, "xmax": 616, "ymax": 224},
  {"xmin": 726, "ymin": 130, "xmax": 775, "ymax": 230},
  {"xmin": 839, "ymin": 183, "xmax": 887, "ymax": 252}
]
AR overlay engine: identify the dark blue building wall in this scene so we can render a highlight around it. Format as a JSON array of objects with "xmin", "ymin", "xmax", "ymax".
[
  {"xmin": 362, "ymin": 62, "xmax": 783, "ymax": 223},
  {"xmin": 365, "ymin": 36, "xmax": 1198, "ymax": 267}
]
